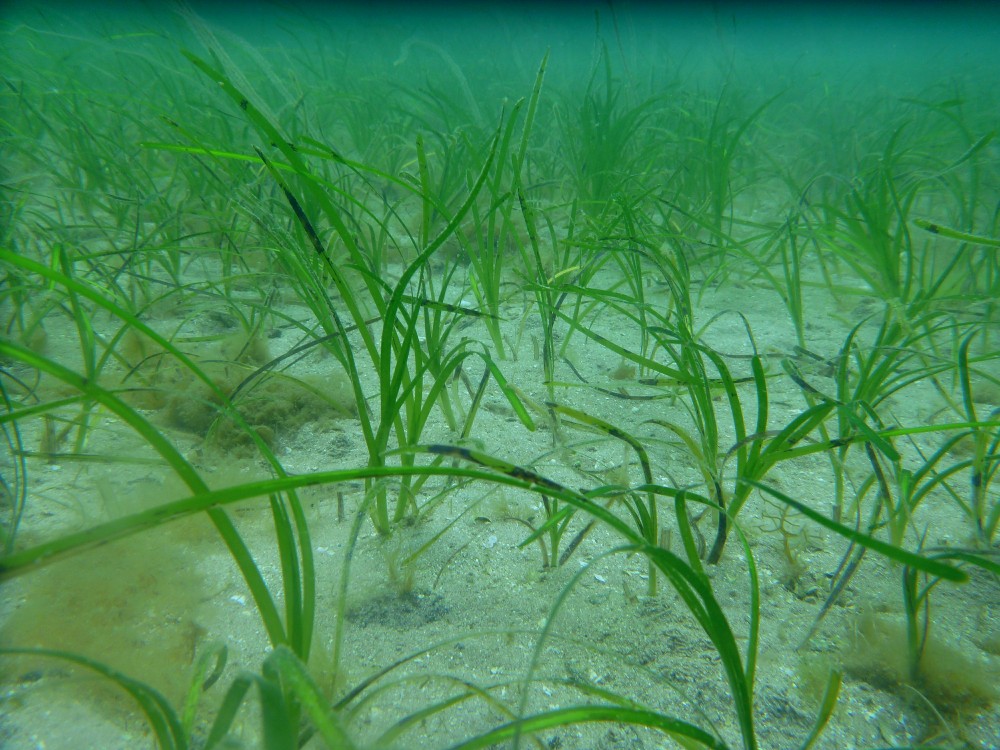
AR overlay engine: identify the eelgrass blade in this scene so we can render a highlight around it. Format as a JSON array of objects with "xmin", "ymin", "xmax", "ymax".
[
  {"xmin": 475, "ymin": 350, "xmax": 536, "ymax": 431},
  {"xmin": 446, "ymin": 705, "xmax": 728, "ymax": 750},
  {"xmin": 551, "ymin": 306, "xmax": 690, "ymax": 383},
  {"xmin": 181, "ymin": 642, "xmax": 227, "ymax": 738},
  {"xmin": 674, "ymin": 491, "xmax": 707, "ymax": 580},
  {"xmin": 0, "ymin": 374, "xmax": 28, "ymax": 553},
  {"xmin": 914, "ymin": 218, "xmax": 1000, "ymax": 248},
  {"xmin": 546, "ymin": 402, "xmax": 653, "ymax": 488},
  {"xmin": 0, "ymin": 338, "xmax": 287, "ymax": 645},
  {"xmin": 377, "ymin": 116, "xmax": 500, "ymax": 528},
  {"xmin": 269, "ymin": 493, "xmax": 305, "ymax": 656},
  {"xmin": 750, "ymin": 481, "xmax": 967, "ymax": 582},
  {"xmin": 0, "ymin": 647, "xmax": 186, "ymax": 750},
  {"xmin": 252, "ymin": 143, "xmax": 378, "ymax": 379},
  {"xmin": 54, "ymin": 245, "xmax": 100, "ymax": 454},
  {"xmin": 374, "ymin": 691, "xmax": 478, "ymax": 747},
  {"xmin": 934, "ymin": 550, "xmax": 1000, "ymax": 576},
  {"xmin": 544, "ymin": 401, "xmax": 658, "ymax": 585},
  {"xmin": 643, "ymin": 544, "xmax": 757, "ymax": 750},
  {"xmin": 202, "ymin": 674, "xmax": 254, "ymax": 750},
  {"xmin": 183, "ymin": 50, "xmax": 382, "ymax": 370},
  {"xmin": 423, "ymin": 444, "xmax": 758, "ymax": 749},
  {"xmin": 0, "ymin": 465, "xmax": 559, "ymax": 578},
  {"xmin": 0, "ymin": 410, "xmax": 758, "ymax": 747},
  {"xmin": 256, "ymin": 665, "xmax": 296, "ymax": 750},
  {"xmin": 697, "ymin": 341, "xmax": 751, "ymax": 564},
  {"xmin": 264, "ymin": 645, "xmax": 357, "ymax": 750},
  {"xmin": 798, "ymin": 670, "xmax": 841, "ymax": 750},
  {"xmin": 413, "ymin": 346, "xmax": 536, "ymax": 447},
  {"xmin": 329, "ymin": 486, "xmax": 373, "ymax": 703},
  {"xmin": 0, "ymin": 248, "xmax": 318, "ymax": 657},
  {"xmin": 956, "ymin": 329, "xmax": 996, "ymax": 541}
]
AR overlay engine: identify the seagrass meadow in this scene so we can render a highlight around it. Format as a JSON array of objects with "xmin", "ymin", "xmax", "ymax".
[{"xmin": 2, "ymin": 1, "xmax": 999, "ymax": 748}]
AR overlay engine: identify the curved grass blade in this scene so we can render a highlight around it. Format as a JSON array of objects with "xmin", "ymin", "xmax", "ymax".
[
  {"xmin": 0, "ymin": 338, "xmax": 287, "ymax": 645},
  {"xmin": 264, "ymin": 645, "xmax": 357, "ymax": 750},
  {"xmin": 750, "ymin": 481, "xmax": 967, "ymax": 582},
  {"xmin": 0, "ymin": 647, "xmax": 186, "ymax": 750},
  {"xmin": 447, "ymin": 705, "xmax": 728, "ymax": 750},
  {"xmin": 0, "ymin": 464, "xmax": 578, "ymax": 579},
  {"xmin": 181, "ymin": 642, "xmax": 228, "ymax": 738},
  {"xmin": 914, "ymin": 218, "xmax": 1000, "ymax": 248},
  {"xmin": 421, "ymin": 445, "xmax": 758, "ymax": 749},
  {"xmin": 798, "ymin": 669, "xmax": 841, "ymax": 750}
]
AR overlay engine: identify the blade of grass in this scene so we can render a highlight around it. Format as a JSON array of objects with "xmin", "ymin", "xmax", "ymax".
[
  {"xmin": 750, "ymin": 481, "xmax": 967, "ymax": 582},
  {"xmin": 0, "ymin": 647, "xmax": 186, "ymax": 750}
]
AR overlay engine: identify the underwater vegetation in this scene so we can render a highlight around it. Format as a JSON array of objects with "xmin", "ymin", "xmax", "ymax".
[{"xmin": 1, "ymin": 3, "xmax": 999, "ymax": 749}]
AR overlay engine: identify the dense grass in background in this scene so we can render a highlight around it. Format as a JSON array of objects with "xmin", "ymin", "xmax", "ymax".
[{"xmin": 1, "ymin": 4, "xmax": 999, "ymax": 749}]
